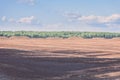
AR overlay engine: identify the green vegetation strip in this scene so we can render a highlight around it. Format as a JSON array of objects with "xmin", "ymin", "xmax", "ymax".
[{"xmin": 0, "ymin": 31, "xmax": 120, "ymax": 39}]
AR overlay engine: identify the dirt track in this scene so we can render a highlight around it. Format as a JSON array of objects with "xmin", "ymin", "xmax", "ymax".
[{"xmin": 0, "ymin": 38, "xmax": 120, "ymax": 80}]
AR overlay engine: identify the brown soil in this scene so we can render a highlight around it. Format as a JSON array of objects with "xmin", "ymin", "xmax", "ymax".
[{"xmin": 0, "ymin": 38, "xmax": 120, "ymax": 80}]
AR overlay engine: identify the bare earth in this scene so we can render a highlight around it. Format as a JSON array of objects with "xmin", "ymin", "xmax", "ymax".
[{"xmin": 0, "ymin": 37, "xmax": 120, "ymax": 80}]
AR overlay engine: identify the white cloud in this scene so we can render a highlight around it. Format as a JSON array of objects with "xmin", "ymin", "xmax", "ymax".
[
  {"xmin": 17, "ymin": 16, "xmax": 35, "ymax": 24},
  {"xmin": 1, "ymin": 16, "xmax": 7, "ymax": 21},
  {"xmin": 18, "ymin": 0, "xmax": 36, "ymax": 5},
  {"xmin": 1, "ymin": 16, "xmax": 40, "ymax": 25},
  {"xmin": 65, "ymin": 13, "xmax": 120, "ymax": 27},
  {"xmin": 102, "ymin": 14, "xmax": 120, "ymax": 23},
  {"xmin": 78, "ymin": 14, "xmax": 120, "ymax": 23}
]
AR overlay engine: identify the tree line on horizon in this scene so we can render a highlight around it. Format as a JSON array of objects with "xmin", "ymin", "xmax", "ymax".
[{"xmin": 0, "ymin": 31, "xmax": 120, "ymax": 39}]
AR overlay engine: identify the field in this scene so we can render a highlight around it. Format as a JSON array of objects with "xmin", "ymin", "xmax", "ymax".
[{"xmin": 0, "ymin": 37, "xmax": 120, "ymax": 80}]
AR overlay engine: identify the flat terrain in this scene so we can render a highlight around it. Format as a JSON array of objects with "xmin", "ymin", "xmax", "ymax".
[{"xmin": 0, "ymin": 37, "xmax": 120, "ymax": 80}]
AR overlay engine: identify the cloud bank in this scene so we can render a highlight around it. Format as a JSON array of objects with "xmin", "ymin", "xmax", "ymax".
[
  {"xmin": 64, "ymin": 13, "xmax": 120, "ymax": 27},
  {"xmin": 1, "ymin": 14, "xmax": 120, "ymax": 32}
]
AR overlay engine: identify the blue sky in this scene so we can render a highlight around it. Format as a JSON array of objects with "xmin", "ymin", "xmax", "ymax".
[{"xmin": 0, "ymin": 0, "xmax": 120, "ymax": 32}]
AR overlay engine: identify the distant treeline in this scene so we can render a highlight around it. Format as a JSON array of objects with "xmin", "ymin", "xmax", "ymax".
[{"xmin": 0, "ymin": 31, "xmax": 120, "ymax": 39}]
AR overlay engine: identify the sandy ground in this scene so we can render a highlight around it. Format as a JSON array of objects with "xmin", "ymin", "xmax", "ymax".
[{"xmin": 0, "ymin": 37, "xmax": 120, "ymax": 80}]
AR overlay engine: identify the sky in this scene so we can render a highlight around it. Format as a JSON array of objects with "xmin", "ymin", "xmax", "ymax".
[{"xmin": 0, "ymin": 0, "xmax": 120, "ymax": 32}]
